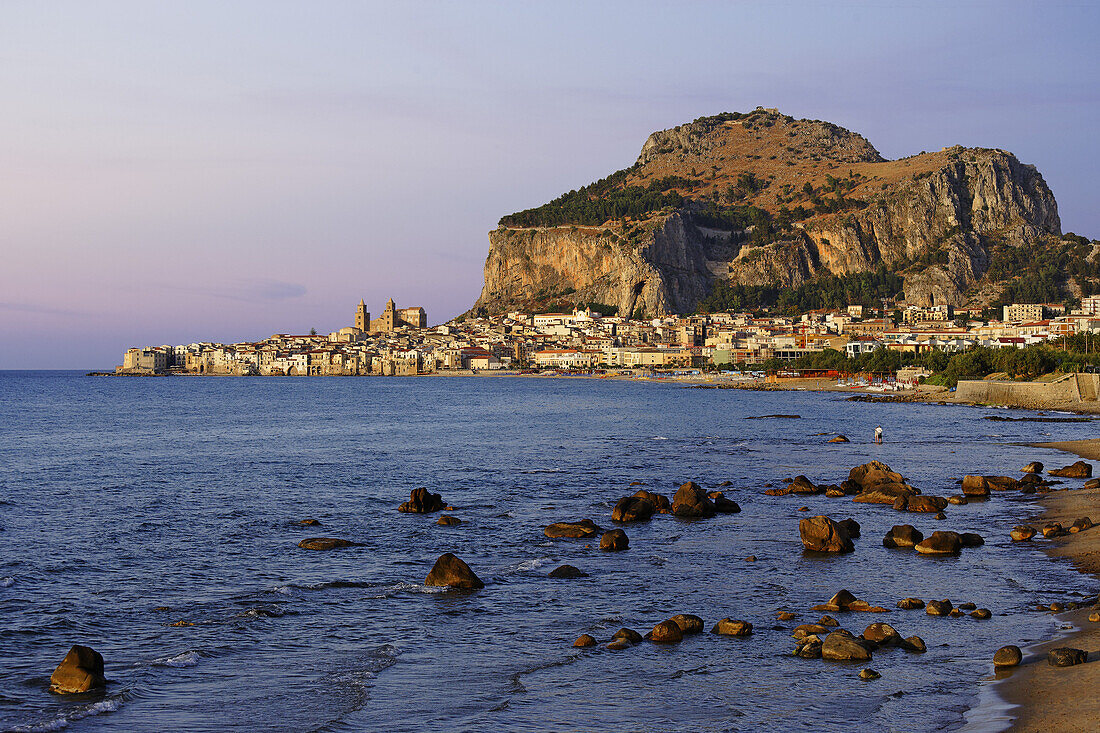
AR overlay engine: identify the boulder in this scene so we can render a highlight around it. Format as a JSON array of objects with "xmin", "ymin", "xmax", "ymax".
[
  {"xmin": 1070, "ymin": 517, "xmax": 1094, "ymax": 533},
  {"xmin": 777, "ymin": 611, "xmax": 798, "ymax": 621},
  {"xmin": 859, "ymin": 668, "xmax": 881, "ymax": 680},
  {"xmin": 649, "ymin": 619, "xmax": 684, "ymax": 644},
  {"xmin": 398, "ymin": 487, "xmax": 446, "ymax": 513},
  {"xmin": 1041, "ymin": 523, "xmax": 1063, "ymax": 538},
  {"xmin": 49, "ymin": 646, "xmax": 106, "ymax": 695},
  {"xmin": 901, "ymin": 636, "xmax": 927, "ymax": 653},
  {"xmin": 599, "ymin": 529, "xmax": 629, "ymax": 551},
  {"xmin": 897, "ymin": 598, "xmax": 925, "ymax": 610},
  {"xmin": 633, "ymin": 489, "xmax": 671, "ymax": 513},
  {"xmin": 544, "ymin": 519, "xmax": 602, "ymax": 538},
  {"xmin": 960, "ymin": 532, "xmax": 985, "ymax": 548},
  {"xmin": 299, "ymin": 518, "xmax": 321, "ymax": 526},
  {"xmin": 574, "ymin": 634, "xmax": 596, "ymax": 648},
  {"xmin": 1048, "ymin": 648, "xmax": 1088, "ymax": 667},
  {"xmin": 1010, "ymin": 526, "xmax": 1037, "ymax": 542},
  {"xmin": 793, "ymin": 624, "xmax": 829, "ymax": 639},
  {"xmin": 549, "ymin": 564, "xmax": 588, "ymax": 579},
  {"xmin": 1021, "ymin": 461, "xmax": 1044, "ymax": 474},
  {"xmin": 671, "ymin": 481, "xmax": 716, "ymax": 518},
  {"xmin": 612, "ymin": 628, "xmax": 643, "ymax": 644},
  {"xmin": 958, "ymin": 602, "xmax": 976, "ymax": 611},
  {"xmin": 1020, "ymin": 473, "xmax": 1044, "ymax": 485},
  {"xmin": 794, "ymin": 638, "xmax": 823, "ymax": 658},
  {"xmin": 817, "ymin": 589, "xmax": 859, "ymax": 612},
  {"xmin": 818, "ymin": 615, "xmax": 839, "ymax": 627},
  {"xmin": 821, "ymin": 631, "xmax": 873, "ymax": 661},
  {"xmin": 436, "ymin": 515, "xmax": 461, "ymax": 526},
  {"xmin": 915, "ymin": 531, "xmax": 962, "ymax": 556},
  {"xmin": 862, "ymin": 623, "xmax": 901, "ymax": 645},
  {"xmin": 712, "ymin": 618, "xmax": 753, "ymax": 636},
  {"xmin": 829, "ymin": 435, "xmax": 850, "ymax": 443},
  {"xmin": 984, "ymin": 476, "xmax": 1020, "ymax": 491},
  {"xmin": 994, "ymin": 645, "xmax": 1023, "ymax": 667},
  {"xmin": 788, "ymin": 475, "xmax": 823, "ymax": 494},
  {"xmin": 1084, "ymin": 478, "xmax": 1100, "ymax": 490},
  {"xmin": 961, "ymin": 476, "xmax": 990, "ymax": 497},
  {"xmin": 838, "ymin": 518, "xmax": 861, "ymax": 538},
  {"xmin": 424, "ymin": 553, "xmax": 484, "ymax": 589},
  {"xmin": 825, "ymin": 486, "xmax": 847, "ymax": 498},
  {"xmin": 799, "ymin": 516, "xmax": 855, "ymax": 553},
  {"xmin": 670, "ymin": 614, "xmax": 704, "ymax": 634},
  {"xmin": 926, "ymin": 599, "xmax": 953, "ymax": 616},
  {"xmin": 935, "ymin": 512, "xmax": 947, "ymax": 520},
  {"xmin": 853, "ymin": 485, "xmax": 914, "ymax": 505},
  {"xmin": 894, "ymin": 495, "xmax": 949, "ymax": 513},
  {"xmin": 606, "ymin": 638, "xmax": 632, "ymax": 650},
  {"xmin": 947, "ymin": 495, "xmax": 969, "ymax": 505},
  {"xmin": 711, "ymin": 493, "xmax": 742, "ymax": 513},
  {"xmin": 971, "ymin": 608, "xmax": 992, "ymax": 620},
  {"xmin": 848, "ymin": 461, "xmax": 906, "ymax": 489},
  {"xmin": 612, "ymin": 495, "xmax": 656, "ymax": 523},
  {"xmin": 1050, "ymin": 461, "xmax": 1092, "ymax": 478},
  {"xmin": 883, "ymin": 525, "xmax": 924, "ymax": 549},
  {"xmin": 298, "ymin": 537, "xmax": 361, "ymax": 551}
]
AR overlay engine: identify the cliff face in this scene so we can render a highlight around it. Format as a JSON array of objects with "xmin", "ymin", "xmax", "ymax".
[{"xmin": 473, "ymin": 110, "xmax": 1064, "ymax": 315}]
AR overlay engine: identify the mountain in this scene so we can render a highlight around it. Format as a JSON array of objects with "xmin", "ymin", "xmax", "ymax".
[{"xmin": 472, "ymin": 108, "xmax": 1096, "ymax": 318}]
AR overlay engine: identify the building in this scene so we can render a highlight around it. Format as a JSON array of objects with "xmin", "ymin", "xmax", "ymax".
[
  {"xmin": 118, "ymin": 348, "xmax": 168, "ymax": 374},
  {"xmin": 1002, "ymin": 303, "xmax": 1062, "ymax": 323},
  {"xmin": 354, "ymin": 300, "xmax": 370, "ymax": 330},
  {"xmin": 370, "ymin": 298, "xmax": 427, "ymax": 332}
]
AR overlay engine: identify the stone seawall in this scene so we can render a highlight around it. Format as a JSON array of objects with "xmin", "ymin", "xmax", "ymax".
[{"xmin": 954, "ymin": 374, "xmax": 1100, "ymax": 408}]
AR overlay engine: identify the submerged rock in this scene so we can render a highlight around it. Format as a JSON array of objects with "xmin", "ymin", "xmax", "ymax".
[
  {"xmin": 612, "ymin": 628, "xmax": 643, "ymax": 644},
  {"xmin": 914, "ymin": 531, "xmax": 962, "ymax": 556},
  {"xmin": 424, "ymin": 553, "xmax": 484, "ymax": 589},
  {"xmin": 670, "ymin": 614, "xmax": 704, "ymax": 634},
  {"xmin": 894, "ymin": 495, "xmax": 948, "ymax": 513},
  {"xmin": 548, "ymin": 564, "xmax": 588, "ymax": 579},
  {"xmin": 926, "ymin": 599, "xmax": 953, "ymax": 616},
  {"xmin": 574, "ymin": 634, "xmax": 596, "ymax": 648},
  {"xmin": 436, "ymin": 515, "xmax": 461, "ymax": 526},
  {"xmin": 49, "ymin": 645, "xmax": 106, "ymax": 695},
  {"xmin": 859, "ymin": 668, "xmax": 881, "ymax": 680},
  {"xmin": 883, "ymin": 524, "xmax": 923, "ymax": 549},
  {"xmin": 1011, "ymin": 526, "xmax": 1037, "ymax": 541},
  {"xmin": 897, "ymin": 597, "xmax": 925, "ymax": 610},
  {"xmin": 838, "ymin": 518, "xmax": 861, "ymax": 538},
  {"xmin": 1021, "ymin": 461, "xmax": 1044, "ymax": 474},
  {"xmin": 649, "ymin": 619, "xmax": 684, "ymax": 644},
  {"xmin": 298, "ymin": 537, "xmax": 361, "ymax": 551},
  {"xmin": 612, "ymin": 495, "xmax": 656, "ymax": 523},
  {"xmin": 544, "ymin": 519, "xmax": 602, "ymax": 538},
  {"xmin": 710, "ymin": 493, "xmax": 742, "ymax": 513},
  {"xmin": 829, "ymin": 435, "xmax": 850, "ymax": 443},
  {"xmin": 821, "ymin": 631, "xmax": 872, "ymax": 661}
]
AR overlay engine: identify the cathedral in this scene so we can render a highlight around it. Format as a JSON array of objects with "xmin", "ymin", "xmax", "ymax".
[{"xmin": 354, "ymin": 298, "xmax": 427, "ymax": 333}]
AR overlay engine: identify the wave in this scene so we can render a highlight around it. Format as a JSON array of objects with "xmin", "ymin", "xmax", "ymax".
[
  {"xmin": 149, "ymin": 650, "xmax": 200, "ymax": 668},
  {"xmin": 0, "ymin": 576, "xmax": 14, "ymax": 587},
  {"xmin": 274, "ymin": 580, "xmax": 446, "ymax": 598},
  {"xmin": 11, "ymin": 693, "xmax": 125, "ymax": 732},
  {"xmin": 515, "ymin": 557, "xmax": 552, "ymax": 572}
]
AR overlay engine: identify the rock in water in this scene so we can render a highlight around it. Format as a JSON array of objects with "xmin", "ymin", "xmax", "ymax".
[
  {"xmin": 838, "ymin": 518, "xmax": 861, "ymax": 538},
  {"xmin": 994, "ymin": 645, "xmax": 1022, "ymax": 667},
  {"xmin": 1048, "ymin": 648, "xmax": 1087, "ymax": 667},
  {"xmin": 671, "ymin": 481, "xmax": 716, "ymax": 518},
  {"xmin": 573, "ymin": 634, "xmax": 596, "ymax": 648},
  {"xmin": 424, "ymin": 553, "xmax": 484, "ymax": 589},
  {"xmin": 961, "ymin": 476, "xmax": 991, "ymax": 497},
  {"xmin": 1050, "ymin": 461, "xmax": 1092, "ymax": 478},
  {"xmin": 1011, "ymin": 526, "xmax": 1037, "ymax": 541},
  {"xmin": 914, "ymin": 531, "xmax": 962, "ymax": 556},
  {"xmin": 799, "ymin": 515, "xmax": 854, "ymax": 553},
  {"xmin": 49, "ymin": 645, "xmax": 106, "ymax": 694},
  {"xmin": 612, "ymin": 628, "xmax": 643, "ymax": 644},
  {"xmin": 670, "ymin": 614, "xmax": 704, "ymax": 634},
  {"xmin": 436, "ymin": 515, "xmax": 461, "ymax": 526},
  {"xmin": 599, "ymin": 529, "xmax": 629, "ymax": 551},
  {"xmin": 548, "ymin": 564, "xmax": 588, "ymax": 579},
  {"xmin": 1021, "ymin": 461, "xmax": 1043, "ymax": 474},
  {"xmin": 398, "ymin": 487, "xmax": 446, "ymax": 513},
  {"xmin": 649, "ymin": 620, "xmax": 684, "ymax": 644},
  {"xmin": 633, "ymin": 489, "xmax": 671, "ymax": 513},
  {"xmin": 883, "ymin": 524, "xmax": 924, "ymax": 548},
  {"xmin": 544, "ymin": 519, "xmax": 602, "ymax": 538},
  {"xmin": 859, "ymin": 668, "xmax": 881, "ymax": 680},
  {"xmin": 821, "ymin": 631, "xmax": 872, "ymax": 661},
  {"xmin": 298, "ymin": 537, "xmax": 361, "ymax": 551},
  {"xmin": 712, "ymin": 618, "xmax": 753, "ymax": 636},
  {"xmin": 611, "ymin": 495, "xmax": 656, "ymax": 523},
  {"xmin": 828, "ymin": 435, "xmax": 850, "ymax": 443}
]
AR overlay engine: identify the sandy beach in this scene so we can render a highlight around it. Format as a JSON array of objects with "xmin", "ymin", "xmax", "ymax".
[{"xmin": 997, "ymin": 439, "xmax": 1100, "ymax": 732}]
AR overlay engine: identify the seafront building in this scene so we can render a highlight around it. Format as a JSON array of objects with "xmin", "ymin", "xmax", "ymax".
[{"xmin": 116, "ymin": 298, "xmax": 1100, "ymax": 376}]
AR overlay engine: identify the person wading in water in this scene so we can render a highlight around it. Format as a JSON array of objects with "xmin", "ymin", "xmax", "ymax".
[{"xmin": 874, "ymin": 425, "xmax": 883, "ymax": 444}]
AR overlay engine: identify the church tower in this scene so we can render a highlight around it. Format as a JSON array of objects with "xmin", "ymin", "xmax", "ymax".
[{"xmin": 354, "ymin": 299, "xmax": 370, "ymax": 331}]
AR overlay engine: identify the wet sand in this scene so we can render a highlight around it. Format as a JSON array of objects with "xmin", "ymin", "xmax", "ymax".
[{"xmin": 998, "ymin": 440, "xmax": 1100, "ymax": 732}]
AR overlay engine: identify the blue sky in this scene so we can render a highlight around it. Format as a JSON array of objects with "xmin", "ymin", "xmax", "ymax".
[{"xmin": 1, "ymin": 1, "xmax": 1097, "ymax": 368}]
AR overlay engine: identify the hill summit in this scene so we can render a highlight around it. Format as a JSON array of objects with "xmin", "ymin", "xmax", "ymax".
[{"xmin": 474, "ymin": 108, "xmax": 1095, "ymax": 318}]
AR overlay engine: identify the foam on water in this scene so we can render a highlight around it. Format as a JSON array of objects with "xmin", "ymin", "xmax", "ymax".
[
  {"xmin": 149, "ymin": 650, "xmax": 201, "ymax": 668},
  {"xmin": 0, "ymin": 576, "xmax": 14, "ymax": 588},
  {"xmin": 11, "ymin": 694, "xmax": 125, "ymax": 732}
]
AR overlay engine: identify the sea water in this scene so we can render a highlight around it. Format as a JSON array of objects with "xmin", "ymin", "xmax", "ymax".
[{"xmin": 0, "ymin": 371, "xmax": 1094, "ymax": 732}]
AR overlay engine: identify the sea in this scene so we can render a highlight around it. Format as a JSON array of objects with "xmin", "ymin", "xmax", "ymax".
[{"xmin": 0, "ymin": 370, "xmax": 1096, "ymax": 732}]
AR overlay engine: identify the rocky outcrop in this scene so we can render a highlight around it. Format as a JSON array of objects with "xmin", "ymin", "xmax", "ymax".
[
  {"xmin": 49, "ymin": 646, "xmax": 106, "ymax": 695},
  {"xmin": 424, "ymin": 553, "xmax": 484, "ymax": 589},
  {"xmin": 473, "ymin": 110, "xmax": 1063, "ymax": 316}
]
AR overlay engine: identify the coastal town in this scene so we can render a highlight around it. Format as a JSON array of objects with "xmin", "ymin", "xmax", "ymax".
[{"xmin": 116, "ymin": 295, "xmax": 1100, "ymax": 378}]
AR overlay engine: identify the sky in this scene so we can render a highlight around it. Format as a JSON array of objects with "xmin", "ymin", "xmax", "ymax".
[{"xmin": 1, "ymin": 1, "xmax": 1097, "ymax": 369}]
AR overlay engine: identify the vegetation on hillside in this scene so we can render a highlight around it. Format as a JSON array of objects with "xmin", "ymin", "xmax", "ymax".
[{"xmin": 699, "ymin": 267, "xmax": 904, "ymax": 315}]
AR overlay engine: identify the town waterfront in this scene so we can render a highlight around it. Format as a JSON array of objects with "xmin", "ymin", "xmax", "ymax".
[{"xmin": 1, "ymin": 371, "xmax": 1097, "ymax": 732}]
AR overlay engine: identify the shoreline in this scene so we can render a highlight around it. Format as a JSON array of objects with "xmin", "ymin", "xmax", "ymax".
[{"xmin": 992, "ymin": 439, "xmax": 1100, "ymax": 732}]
